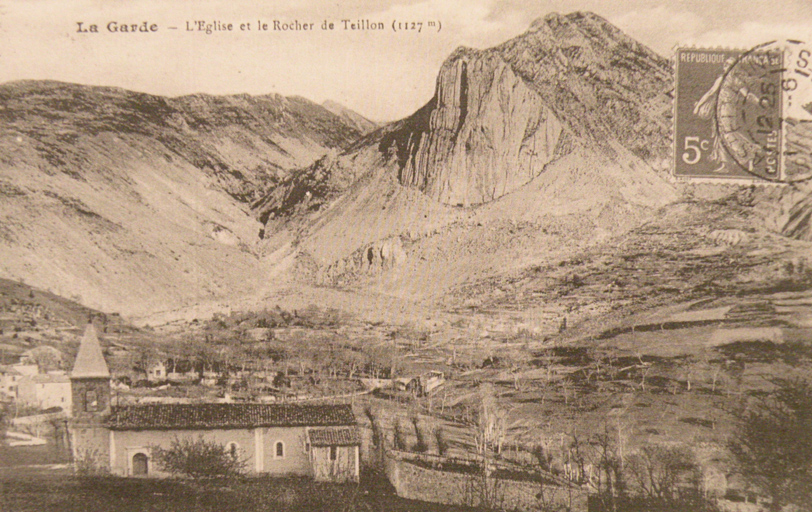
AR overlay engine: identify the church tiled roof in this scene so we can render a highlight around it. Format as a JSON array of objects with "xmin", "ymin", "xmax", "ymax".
[
  {"xmin": 108, "ymin": 403, "xmax": 356, "ymax": 430},
  {"xmin": 307, "ymin": 426, "xmax": 361, "ymax": 446}
]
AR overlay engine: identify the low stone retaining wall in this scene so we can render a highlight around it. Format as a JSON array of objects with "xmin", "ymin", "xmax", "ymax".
[
  {"xmin": 5, "ymin": 431, "xmax": 47, "ymax": 446},
  {"xmin": 384, "ymin": 451, "xmax": 588, "ymax": 511},
  {"xmin": 11, "ymin": 411, "xmax": 65, "ymax": 427}
]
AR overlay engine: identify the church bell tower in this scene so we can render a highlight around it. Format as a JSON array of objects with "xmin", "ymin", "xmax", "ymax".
[
  {"xmin": 70, "ymin": 323, "xmax": 110, "ymax": 424},
  {"xmin": 70, "ymin": 322, "xmax": 111, "ymax": 421},
  {"xmin": 69, "ymin": 322, "xmax": 113, "ymax": 471}
]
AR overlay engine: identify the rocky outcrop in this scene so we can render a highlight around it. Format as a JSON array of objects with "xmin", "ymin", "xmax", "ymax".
[
  {"xmin": 383, "ymin": 50, "xmax": 565, "ymax": 206},
  {"xmin": 315, "ymin": 237, "xmax": 408, "ymax": 285},
  {"xmin": 378, "ymin": 11, "xmax": 672, "ymax": 206},
  {"xmin": 781, "ymin": 189, "xmax": 812, "ymax": 241},
  {"xmin": 256, "ymin": 11, "xmax": 674, "ymax": 219},
  {"xmin": 707, "ymin": 229, "xmax": 748, "ymax": 246},
  {"xmin": 362, "ymin": 238, "xmax": 407, "ymax": 271},
  {"xmin": 751, "ymin": 183, "xmax": 812, "ymax": 242},
  {"xmin": 497, "ymin": 12, "xmax": 672, "ymax": 163}
]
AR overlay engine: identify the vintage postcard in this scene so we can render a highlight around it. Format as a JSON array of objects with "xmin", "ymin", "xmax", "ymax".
[{"xmin": 1, "ymin": 1, "xmax": 811, "ymax": 511}]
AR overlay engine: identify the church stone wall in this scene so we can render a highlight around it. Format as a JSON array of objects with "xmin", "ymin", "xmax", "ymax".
[{"xmin": 72, "ymin": 425, "xmax": 111, "ymax": 473}]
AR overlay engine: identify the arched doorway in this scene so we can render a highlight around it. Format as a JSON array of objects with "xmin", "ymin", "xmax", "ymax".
[{"xmin": 132, "ymin": 453, "xmax": 148, "ymax": 476}]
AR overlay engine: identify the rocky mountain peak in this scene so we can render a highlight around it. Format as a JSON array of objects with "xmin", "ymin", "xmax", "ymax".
[
  {"xmin": 528, "ymin": 11, "xmax": 617, "ymax": 34},
  {"xmin": 377, "ymin": 12, "xmax": 672, "ymax": 207}
]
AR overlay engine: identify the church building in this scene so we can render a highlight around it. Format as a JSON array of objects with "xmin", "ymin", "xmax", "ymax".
[{"xmin": 69, "ymin": 323, "xmax": 361, "ymax": 482}]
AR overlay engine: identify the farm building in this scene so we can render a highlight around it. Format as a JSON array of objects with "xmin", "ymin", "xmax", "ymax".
[
  {"xmin": 70, "ymin": 323, "xmax": 360, "ymax": 482},
  {"xmin": 393, "ymin": 371, "xmax": 445, "ymax": 396}
]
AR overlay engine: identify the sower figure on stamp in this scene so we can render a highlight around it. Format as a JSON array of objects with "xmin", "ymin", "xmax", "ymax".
[{"xmin": 693, "ymin": 56, "xmax": 760, "ymax": 173}]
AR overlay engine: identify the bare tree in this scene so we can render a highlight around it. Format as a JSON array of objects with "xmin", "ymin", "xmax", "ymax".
[
  {"xmin": 473, "ymin": 383, "xmax": 508, "ymax": 456},
  {"xmin": 501, "ymin": 348, "xmax": 529, "ymax": 391},
  {"xmin": 625, "ymin": 445, "xmax": 698, "ymax": 504},
  {"xmin": 586, "ymin": 425, "xmax": 625, "ymax": 511},
  {"xmin": 560, "ymin": 376, "xmax": 574, "ymax": 405}
]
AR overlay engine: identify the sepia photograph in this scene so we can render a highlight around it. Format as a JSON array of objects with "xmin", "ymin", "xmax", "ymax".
[{"xmin": 1, "ymin": 1, "xmax": 811, "ymax": 511}]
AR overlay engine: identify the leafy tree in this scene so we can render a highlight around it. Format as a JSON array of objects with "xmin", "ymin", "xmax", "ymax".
[
  {"xmin": 411, "ymin": 414, "xmax": 428, "ymax": 453},
  {"xmin": 25, "ymin": 345, "xmax": 63, "ymax": 372},
  {"xmin": 73, "ymin": 448, "xmax": 110, "ymax": 477},
  {"xmin": 434, "ymin": 426, "xmax": 449, "ymax": 456},
  {"xmin": 151, "ymin": 435, "xmax": 247, "ymax": 479},
  {"xmin": 393, "ymin": 419, "xmax": 408, "ymax": 451},
  {"xmin": 729, "ymin": 377, "xmax": 812, "ymax": 511}
]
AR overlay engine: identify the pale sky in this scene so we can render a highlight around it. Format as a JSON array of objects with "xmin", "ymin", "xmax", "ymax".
[{"xmin": 1, "ymin": 0, "xmax": 812, "ymax": 121}]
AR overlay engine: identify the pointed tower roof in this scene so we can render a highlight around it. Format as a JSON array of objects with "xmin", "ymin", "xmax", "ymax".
[{"xmin": 71, "ymin": 323, "xmax": 110, "ymax": 379}]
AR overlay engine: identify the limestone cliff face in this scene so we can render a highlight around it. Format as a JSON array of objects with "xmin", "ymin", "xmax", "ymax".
[
  {"xmin": 388, "ymin": 50, "xmax": 565, "ymax": 206},
  {"xmin": 380, "ymin": 11, "xmax": 672, "ymax": 206}
]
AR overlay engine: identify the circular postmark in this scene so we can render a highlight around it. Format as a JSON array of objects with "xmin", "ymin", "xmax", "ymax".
[{"xmin": 714, "ymin": 39, "xmax": 812, "ymax": 183}]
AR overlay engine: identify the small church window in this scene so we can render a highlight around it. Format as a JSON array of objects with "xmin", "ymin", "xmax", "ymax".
[
  {"xmin": 330, "ymin": 446, "xmax": 337, "ymax": 461},
  {"xmin": 275, "ymin": 441, "xmax": 284, "ymax": 458},
  {"xmin": 85, "ymin": 390, "xmax": 98, "ymax": 412},
  {"xmin": 228, "ymin": 442, "xmax": 239, "ymax": 459}
]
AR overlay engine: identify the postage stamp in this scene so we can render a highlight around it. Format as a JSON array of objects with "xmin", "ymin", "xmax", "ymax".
[
  {"xmin": 674, "ymin": 42, "xmax": 812, "ymax": 183},
  {"xmin": 674, "ymin": 47, "xmax": 782, "ymax": 181}
]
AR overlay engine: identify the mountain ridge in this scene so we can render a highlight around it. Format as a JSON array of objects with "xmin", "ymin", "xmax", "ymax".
[
  {"xmin": 0, "ymin": 79, "xmax": 367, "ymax": 316},
  {"xmin": 0, "ymin": 79, "xmax": 366, "ymax": 202},
  {"xmin": 322, "ymin": 100, "xmax": 378, "ymax": 136}
]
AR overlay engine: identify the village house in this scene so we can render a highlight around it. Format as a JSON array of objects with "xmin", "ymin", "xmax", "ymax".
[
  {"xmin": 145, "ymin": 358, "xmax": 203, "ymax": 383},
  {"xmin": 70, "ymin": 323, "xmax": 360, "ymax": 482},
  {"xmin": 0, "ymin": 365, "xmax": 23, "ymax": 400},
  {"xmin": 16, "ymin": 372, "xmax": 72, "ymax": 413},
  {"xmin": 146, "ymin": 360, "xmax": 166, "ymax": 382}
]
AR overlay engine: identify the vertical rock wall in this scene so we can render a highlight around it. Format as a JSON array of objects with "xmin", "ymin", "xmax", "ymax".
[{"xmin": 391, "ymin": 50, "xmax": 564, "ymax": 206}]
